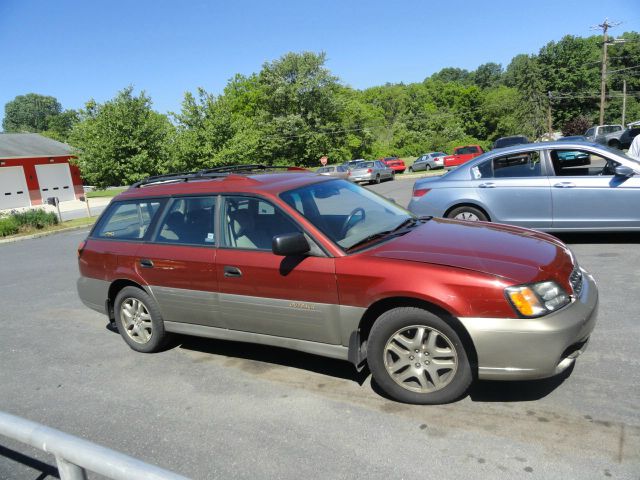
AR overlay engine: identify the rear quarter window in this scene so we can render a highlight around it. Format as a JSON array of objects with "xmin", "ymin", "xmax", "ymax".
[{"xmin": 94, "ymin": 200, "xmax": 162, "ymax": 240}]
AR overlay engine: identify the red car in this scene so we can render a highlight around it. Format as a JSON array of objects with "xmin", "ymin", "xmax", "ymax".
[
  {"xmin": 77, "ymin": 165, "xmax": 597, "ymax": 404},
  {"xmin": 381, "ymin": 157, "xmax": 406, "ymax": 174},
  {"xmin": 443, "ymin": 145, "xmax": 484, "ymax": 170}
]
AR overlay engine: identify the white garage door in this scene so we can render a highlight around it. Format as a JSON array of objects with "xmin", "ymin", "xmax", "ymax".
[
  {"xmin": 0, "ymin": 166, "xmax": 31, "ymax": 210},
  {"xmin": 35, "ymin": 163, "xmax": 76, "ymax": 203}
]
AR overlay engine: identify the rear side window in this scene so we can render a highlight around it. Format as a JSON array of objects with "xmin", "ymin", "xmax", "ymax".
[
  {"xmin": 221, "ymin": 196, "xmax": 300, "ymax": 250},
  {"xmin": 472, "ymin": 151, "xmax": 541, "ymax": 179},
  {"xmin": 493, "ymin": 151, "xmax": 541, "ymax": 177},
  {"xmin": 94, "ymin": 201, "xmax": 162, "ymax": 240},
  {"xmin": 154, "ymin": 196, "xmax": 216, "ymax": 246}
]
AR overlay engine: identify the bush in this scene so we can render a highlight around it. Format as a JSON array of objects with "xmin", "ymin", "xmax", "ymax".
[
  {"xmin": 562, "ymin": 115, "xmax": 593, "ymax": 137},
  {"xmin": 12, "ymin": 209, "xmax": 59, "ymax": 229},
  {"xmin": 0, "ymin": 209, "xmax": 59, "ymax": 236},
  {"xmin": 0, "ymin": 216, "xmax": 20, "ymax": 237}
]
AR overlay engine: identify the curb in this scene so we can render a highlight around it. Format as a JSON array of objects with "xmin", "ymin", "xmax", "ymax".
[{"xmin": 0, "ymin": 224, "xmax": 94, "ymax": 245}]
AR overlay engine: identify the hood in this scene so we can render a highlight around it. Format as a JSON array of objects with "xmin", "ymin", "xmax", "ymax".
[{"xmin": 368, "ymin": 218, "xmax": 574, "ymax": 285}]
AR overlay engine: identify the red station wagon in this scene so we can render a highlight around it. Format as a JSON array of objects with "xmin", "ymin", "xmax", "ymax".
[{"xmin": 77, "ymin": 165, "xmax": 598, "ymax": 404}]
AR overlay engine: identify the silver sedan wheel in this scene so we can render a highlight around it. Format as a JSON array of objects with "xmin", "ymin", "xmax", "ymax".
[
  {"xmin": 383, "ymin": 325, "xmax": 458, "ymax": 393},
  {"xmin": 454, "ymin": 211, "xmax": 480, "ymax": 221},
  {"xmin": 119, "ymin": 298, "xmax": 153, "ymax": 344}
]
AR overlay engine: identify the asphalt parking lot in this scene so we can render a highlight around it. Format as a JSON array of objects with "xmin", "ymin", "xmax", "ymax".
[{"xmin": 1, "ymin": 178, "xmax": 639, "ymax": 480}]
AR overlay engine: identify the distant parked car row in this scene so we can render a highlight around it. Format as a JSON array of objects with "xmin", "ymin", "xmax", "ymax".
[{"xmin": 317, "ymin": 160, "xmax": 394, "ymax": 184}]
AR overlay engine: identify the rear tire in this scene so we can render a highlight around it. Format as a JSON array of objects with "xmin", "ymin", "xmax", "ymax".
[
  {"xmin": 447, "ymin": 206, "xmax": 488, "ymax": 222},
  {"xmin": 114, "ymin": 286, "xmax": 170, "ymax": 353},
  {"xmin": 425, "ymin": 164, "xmax": 431, "ymax": 171},
  {"xmin": 408, "ymin": 166, "xmax": 413, "ymax": 173},
  {"xmin": 375, "ymin": 174, "xmax": 381, "ymax": 184},
  {"xmin": 368, "ymin": 307, "xmax": 472, "ymax": 404}
]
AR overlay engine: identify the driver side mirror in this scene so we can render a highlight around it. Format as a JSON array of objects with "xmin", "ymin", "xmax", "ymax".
[
  {"xmin": 272, "ymin": 232, "xmax": 310, "ymax": 256},
  {"xmin": 614, "ymin": 165, "xmax": 635, "ymax": 177}
]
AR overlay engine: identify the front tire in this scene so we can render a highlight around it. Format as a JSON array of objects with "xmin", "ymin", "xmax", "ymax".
[
  {"xmin": 368, "ymin": 307, "xmax": 472, "ymax": 404},
  {"xmin": 114, "ymin": 286, "xmax": 170, "ymax": 353},
  {"xmin": 447, "ymin": 206, "xmax": 488, "ymax": 222}
]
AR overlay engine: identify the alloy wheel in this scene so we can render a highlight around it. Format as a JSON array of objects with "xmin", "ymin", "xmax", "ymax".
[
  {"xmin": 120, "ymin": 298, "xmax": 153, "ymax": 344},
  {"xmin": 383, "ymin": 325, "xmax": 458, "ymax": 393}
]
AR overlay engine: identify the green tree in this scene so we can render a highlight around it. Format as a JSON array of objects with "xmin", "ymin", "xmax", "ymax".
[
  {"xmin": 3, "ymin": 93, "xmax": 62, "ymax": 132},
  {"xmin": 504, "ymin": 54, "xmax": 548, "ymax": 137},
  {"xmin": 537, "ymin": 35, "xmax": 601, "ymax": 126},
  {"xmin": 430, "ymin": 67, "xmax": 472, "ymax": 84},
  {"xmin": 472, "ymin": 63, "xmax": 503, "ymax": 89},
  {"xmin": 70, "ymin": 87, "xmax": 174, "ymax": 188},
  {"xmin": 41, "ymin": 110, "xmax": 79, "ymax": 142}
]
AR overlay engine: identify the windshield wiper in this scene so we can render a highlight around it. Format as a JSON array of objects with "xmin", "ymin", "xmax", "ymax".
[
  {"xmin": 391, "ymin": 217, "xmax": 418, "ymax": 232},
  {"xmin": 345, "ymin": 230, "xmax": 395, "ymax": 252},
  {"xmin": 346, "ymin": 217, "xmax": 431, "ymax": 252}
]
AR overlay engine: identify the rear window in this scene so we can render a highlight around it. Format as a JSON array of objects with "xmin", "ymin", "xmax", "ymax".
[
  {"xmin": 94, "ymin": 200, "xmax": 162, "ymax": 240},
  {"xmin": 601, "ymin": 126, "xmax": 622, "ymax": 134},
  {"xmin": 455, "ymin": 146, "xmax": 480, "ymax": 155}
]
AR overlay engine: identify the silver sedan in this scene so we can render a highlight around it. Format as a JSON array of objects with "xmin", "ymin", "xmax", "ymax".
[
  {"xmin": 349, "ymin": 160, "xmax": 394, "ymax": 184},
  {"xmin": 410, "ymin": 152, "xmax": 446, "ymax": 172},
  {"xmin": 408, "ymin": 141, "xmax": 640, "ymax": 231}
]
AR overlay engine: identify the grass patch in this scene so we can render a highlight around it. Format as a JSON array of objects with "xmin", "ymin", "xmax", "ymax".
[
  {"xmin": 86, "ymin": 187, "xmax": 127, "ymax": 198},
  {"xmin": 0, "ymin": 211, "xmax": 95, "ymax": 239}
]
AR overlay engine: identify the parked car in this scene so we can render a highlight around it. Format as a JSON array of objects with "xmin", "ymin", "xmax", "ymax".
[
  {"xmin": 380, "ymin": 157, "xmax": 406, "ymax": 173},
  {"xmin": 619, "ymin": 127, "xmax": 640, "ymax": 150},
  {"xmin": 492, "ymin": 135, "xmax": 529, "ymax": 149},
  {"xmin": 443, "ymin": 145, "xmax": 484, "ymax": 170},
  {"xmin": 410, "ymin": 152, "xmax": 447, "ymax": 172},
  {"xmin": 408, "ymin": 141, "xmax": 640, "ymax": 231},
  {"xmin": 584, "ymin": 125, "xmax": 626, "ymax": 149},
  {"xmin": 349, "ymin": 160, "xmax": 394, "ymax": 184},
  {"xmin": 316, "ymin": 165, "xmax": 350, "ymax": 180},
  {"xmin": 77, "ymin": 165, "xmax": 598, "ymax": 405}
]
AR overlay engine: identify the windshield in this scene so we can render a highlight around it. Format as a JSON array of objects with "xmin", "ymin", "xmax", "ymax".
[{"xmin": 280, "ymin": 179, "xmax": 413, "ymax": 250}]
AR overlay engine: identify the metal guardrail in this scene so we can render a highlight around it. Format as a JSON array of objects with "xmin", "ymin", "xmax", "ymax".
[{"xmin": 0, "ymin": 411, "xmax": 191, "ymax": 480}]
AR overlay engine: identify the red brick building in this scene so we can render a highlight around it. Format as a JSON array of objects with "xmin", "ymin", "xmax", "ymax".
[{"xmin": 0, "ymin": 133, "xmax": 83, "ymax": 210}]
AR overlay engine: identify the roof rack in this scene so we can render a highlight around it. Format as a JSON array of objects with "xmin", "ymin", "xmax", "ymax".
[{"xmin": 131, "ymin": 164, "xmax": 309, "ymax": 188}]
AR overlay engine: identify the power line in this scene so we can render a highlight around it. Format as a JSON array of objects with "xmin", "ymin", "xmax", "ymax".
[{"xmin": 607, "ymin": 64, "xmax": 640, "ymax": 74}]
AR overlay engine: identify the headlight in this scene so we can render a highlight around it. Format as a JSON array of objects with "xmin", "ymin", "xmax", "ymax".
[{"xmin": 505, "ymin": 281, "xmax": 570, "ymax": 317}]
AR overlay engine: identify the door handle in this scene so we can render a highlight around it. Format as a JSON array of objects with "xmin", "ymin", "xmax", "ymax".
[
  {"xmin": 224, "ymin": 266, "xmax": 243, "ymax": 278},
  {"xmin": 139, "ymin": 258, "xmax": 154, "ymax": 268},
  {"xmin": 553, "ymin": 182, "xmax": 576, "ymax": 188},
  {"xmin": 479, "ymin": 182, "xmax": 496, "ymax": 188}
]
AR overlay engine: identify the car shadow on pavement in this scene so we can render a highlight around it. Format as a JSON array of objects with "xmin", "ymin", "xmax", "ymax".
[
  {"xmin": 552, "ymin": 231, "xmax": 640, "ymax": 244},
  {"xmin": 468, "ymin": 364, "xmax": 574, "ymax": 402},
  {"xmin": 0, "ymin": 444, "xmax": 59, "ymax": 479},
  {"xmin": 175, "ymin": 335, "xmax": 371, "ymax": 386}
]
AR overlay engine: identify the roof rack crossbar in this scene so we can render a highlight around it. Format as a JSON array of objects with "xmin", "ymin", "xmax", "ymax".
[{"xmin": 131, "ymin": 164, "xmax": 308, "ymax": 188}]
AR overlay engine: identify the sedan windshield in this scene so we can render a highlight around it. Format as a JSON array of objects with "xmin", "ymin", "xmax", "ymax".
[{"xmin": 280, "ymin": 179, "xmax": 414, "ymax": 250}]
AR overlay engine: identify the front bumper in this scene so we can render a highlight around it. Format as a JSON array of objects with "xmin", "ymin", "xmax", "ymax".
[{"xmin": 458, "ymin": 268, "xmax": 598, "ymax": 380}]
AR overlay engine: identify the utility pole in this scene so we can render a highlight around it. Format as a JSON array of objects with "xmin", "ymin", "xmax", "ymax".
[
  {"xmin": 593, "ymin": 18, "xmax": 620, "ymax": 125},
  {"xmin": 622, "ymin": 79, "xmax": 627, "ymax": 127},
  {"xmin": 547, "ymin": 91, "xmax": 553, "ymax": 135}
]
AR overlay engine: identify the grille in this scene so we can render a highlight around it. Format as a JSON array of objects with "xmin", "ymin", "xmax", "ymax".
[{"xmin": 569, "ymin": 266, "xmax": 583, "ymax": 297}]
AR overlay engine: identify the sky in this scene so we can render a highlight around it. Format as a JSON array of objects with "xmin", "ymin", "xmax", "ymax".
[{"xmin": 1, "ymin": 0, "xmax": 639, "ymax": 126}]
